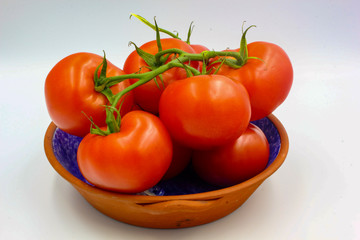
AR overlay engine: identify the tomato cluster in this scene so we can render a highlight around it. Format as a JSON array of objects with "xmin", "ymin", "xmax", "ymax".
[{"xmin": 45, "ymin": 17, "xmax": 292, "ymax": 193}]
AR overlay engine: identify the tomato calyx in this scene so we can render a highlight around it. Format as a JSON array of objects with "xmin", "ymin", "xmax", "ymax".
[
  {"xmin": 128, "ymin": 17, "xmax": 173, "ymax": 69},
  {"xmin": 127, "ymin": 18, "xmax": 199, "ymax": 89},
  {"xmin": 208, "ymin": 24, "xmax": 262, "ymax": 70},
  {"xmin": 93, "ymin": 51, "xmax": 120, "ymax": 102},
  {"xmin": 82, "ymin": 105, "xmax": 121, "ymax": 136},
  {"xmin": 238, "ymin": 24, "xmax": 264, "ymax": 65},
  {"xmin": 238, "ymin": 24, "xmax": 254, "ymax": 65},
  {"xmin": 93, "ymin": 51, "xmax": 109, "ymax": 91}
]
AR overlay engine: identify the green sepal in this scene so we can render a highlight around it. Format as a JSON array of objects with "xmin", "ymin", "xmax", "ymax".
[
  {"xmin": 94, "ymin": 62, "xmax": 102, "ymax": 86},
  {"xmin": 152, "ymin": 77, "xmax": 160, "ymax": 89},
  {"xmin": 200, "ymin": 51, "xmax": 210, "ymax": 74},
  {"xmin": 247, "ymin": 56, "xmax": 265, "ymax": 63},
  {"xmin": 100, "ymin": 50, "xmax": 108, "ymax": 79},
  {"xmin": 154, "ymin": 17, "xmax": 163, "ymax": 53},
  {"xmin": 186, "ymin": 21, "xmax": 195, "ymax": 44},
  {"xmin": 160, "ymin": 53, "xmax": 172, "ymax": 65},
  {"xmin": 130, "ymin": 13, "xmax": 156, "ymax": 32},
  {"xmin": 104, "ymin": 105, "xmax": 120, "ymax": 134},
  {"xmin": 158, "ymin": 74, "xmax": 165, "ymax": 88},
  {"xmin": 201, "ymin": 59, "xmax": 207, "ymax": 75},
  {"xmin": 100, "ymin": 87, "xmax": 115, "ymax": 104},
  {"xmin": 223, "ymin": 58, "xmax": 243, "ymax": 69},
  {"xmin": 82, "ymin": 103, "xmax": 123, "ymax": 136},
  {"xmin": 94, "ymin": 51, "xmax": 109, "ymax": 91},
  {"xmin": 130, "ymin": 13, "xmax": 180, "ymax": 39},
  {"xmin": 89, "ymin": 124, "xmax": 108, "ymax": 136},
  {"xmin": 211, "ymin": 57, "xmax": 227, "ymax": 74},
  {"xmin": 128, "ymin": 41, "xmax": 157, "ymax": 68},
  {"xmin": 82, "ymin": 111, "xmax": 109, "ymax": 136},
  {"xmin": 93, "ymin": 52, "xmax": 107, "ymax": 87},
  {"xmin": 152, "ymin": 75, "xmax": 164, "ymax": 90},
  {"xmin": 176, "ymin": 57, "xmax": 194, "ymax": 78},
  {"xmin": 239, "ymin": 24, "xmax": 256, "ymax": 65}
]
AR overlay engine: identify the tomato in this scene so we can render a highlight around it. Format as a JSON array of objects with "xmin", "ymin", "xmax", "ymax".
[
  {"xmin": 123, "ymin": 38, "xmax": 198, "ymax": 114},
  {"xmin": 77, "ymin": 110, "xmax": 173, "ymax": 193},
  {"xmin": 190, "ymin": 44, "xmax": 210, "ymax": 53},
  {"xmin": 159, "ymin": 75, "xmax": 251, "ymax": 150},
  {"xmin": 45, "ymin": 52, "xmax": 134, "ymax": 137},
  {"xmin": 192, "ymin": 123, "xmax": 269, "ymax": 187},
  {"xmin": 214, "ymin": 42, "xmax": 293, "ymax": 121},
  {"xmin": 161, "ymin": 140, "xmax": 192, "ymax": 180}
]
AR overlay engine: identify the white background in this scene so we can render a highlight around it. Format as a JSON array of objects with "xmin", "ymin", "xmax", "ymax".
[{"xmin": 1, "ymin": 0, "xmax": 360, "ymax": 239}]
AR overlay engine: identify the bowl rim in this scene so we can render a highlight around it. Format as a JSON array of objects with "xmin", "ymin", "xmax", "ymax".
[{"xmin": 44, "ymin": 114, "xmax": 289, "ymax": 201}]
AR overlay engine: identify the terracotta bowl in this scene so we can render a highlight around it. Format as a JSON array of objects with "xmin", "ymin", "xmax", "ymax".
[{"xmin": 44, "ymin": 114, "xmax": 288, "ymax": 229}]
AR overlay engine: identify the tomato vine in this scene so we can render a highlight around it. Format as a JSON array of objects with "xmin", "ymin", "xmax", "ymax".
[{"xmin": 89, "ymin": 16, "xmax": 260, "ymax": 136}]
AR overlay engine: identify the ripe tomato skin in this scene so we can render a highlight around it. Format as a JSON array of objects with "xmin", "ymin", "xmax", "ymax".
[
  {"xmin": 159, "ymin": 75, "xmax": 251, "ymax": 150},
  {"xmin": 190, "ymin": 44, "xmax": 210, "ymax": 53},
  {"xmin": 123, "ymin": 38, "xmax": 198, "ymax": 114},
  {"xmin": 215, "ymin": 42, "xmax": 293, "ymax": 121},
  {"xmin": 45, "ymin": 52, "xmax": 134, "ymax": 137},
  {"xmin": 77, "ymin": 110, "xmax": 173, "ymax": 193},
  {"xmin": 161, "ymin": 140, "xmax": 192, "ymax": 180},
  {"xmin": 192, "ymin": 123, "xmax": 269, "ymax": 187}
]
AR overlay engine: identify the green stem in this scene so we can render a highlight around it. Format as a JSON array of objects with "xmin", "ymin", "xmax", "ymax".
[
  {"xmin": 92, "ymin": 48, "xmax": 247, "ymax": 136},
  {"xmin": 109, "ymin": 59, "xmax": 200, "ymax": 108},
  {"xmin": 154, "ymin": 48, "xmax": 185, "ymax": 63},
  {"xmin": 97, "ymin": 73, "xmax": 141, "ymax": 90},
  {"xmin": 97, "ymin": 49, "xmax": 244, "ymax": 95}
]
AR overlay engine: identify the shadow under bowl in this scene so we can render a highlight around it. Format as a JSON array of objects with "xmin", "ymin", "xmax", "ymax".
[{"xmin": 44, "ymin": 114, "xmax": 289, "ymax": 229}]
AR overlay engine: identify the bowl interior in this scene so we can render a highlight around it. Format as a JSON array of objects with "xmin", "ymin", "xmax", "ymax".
[{"xmin": 52, "ymin": 117, "xmax": 281, "ymax": 196}]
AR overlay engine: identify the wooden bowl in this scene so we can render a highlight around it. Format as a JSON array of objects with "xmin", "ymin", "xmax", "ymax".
[{"xmin": 44, "ymin": 114, "xmax": 288, "ymax": 229}]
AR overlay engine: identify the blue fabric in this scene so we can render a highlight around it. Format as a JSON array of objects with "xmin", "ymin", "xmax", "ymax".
[{"xmin": 52, "ymin": 117, "xmax": 281, "ymax": 196}]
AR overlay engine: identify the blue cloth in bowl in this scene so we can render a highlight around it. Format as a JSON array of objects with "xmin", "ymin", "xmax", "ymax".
[{"xmin": 52, "ymin": 117, "xmax": 280, "ymax": 196}]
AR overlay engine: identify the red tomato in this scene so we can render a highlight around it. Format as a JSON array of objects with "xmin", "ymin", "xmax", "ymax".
[
  {"xmin": 192, "ymin": 123, "xmax": 269, "ymax": 187},
  {"xmin": 123, "ymin": 38, "xmax": 198, "ymax": 114},
  {"xmin": 45, "ymin": 52, "xmax": 134, "ymax": 137},
  {"xmin": 77, "ymin": 111, "xmax": 173, "ymax": 193},
  {"xmin": 161, "ymin": 140, "xmax": 192, "ymax": 180},
  {"xmin": 214, "ymin": 42, "xmax": 293, "ymax": 121},
  {"xmin": 159, "ymin": 75, "xmax": 251, "ymax": 150},
  {"xmin": 190, "ymin": 44, "xmax": 210, "ymax": 53}
]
